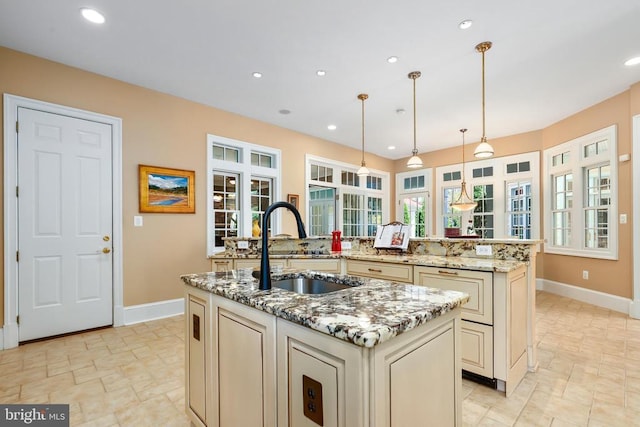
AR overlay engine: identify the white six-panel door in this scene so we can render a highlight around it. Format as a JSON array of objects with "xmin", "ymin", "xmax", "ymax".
[{"xmin": 17, "ymin": 107, "xmax": 113, "ymax": 341}]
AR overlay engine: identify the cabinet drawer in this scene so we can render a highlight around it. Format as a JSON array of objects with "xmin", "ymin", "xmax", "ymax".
[
  {"xmin": 289, "ymin": 258, "xmax": 341, "ymax": 273},
  {"xmin": 414, "ymin": 266, "xmax": 493, "ymax": 324},
  {"xmin": 346, "ymin": 260, "xmax": 413, "ymax": 283},
  {"xmin": 210, "ymin": 259, "xmax": 232, "ymax": 272},
  {"xmin": 234, "ymin": 258, "xmax": 286, "ymax": 271},
  {"xmin": 461, "ymin": 320, "xmax": 493, "ymax": 378}
]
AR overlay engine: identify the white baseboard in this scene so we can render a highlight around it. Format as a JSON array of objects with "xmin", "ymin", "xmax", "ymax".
[
  {"xmin": 536, "ymin": 278, "xmax": 632, "ymax": 315},
  {"xmin": 123, "ymin": 298, "xmax": 185, "ymax": 325},
  {"xmin": 1, "ymin": 322, "xmax": 19, "ymax": 350},
  {"xmin": 629, "ymin": 300, "xmax": 640, "ymax": 319},
  {"xmin": 0, "ymin": 327, "xmax": 3, "ymax": 349}
]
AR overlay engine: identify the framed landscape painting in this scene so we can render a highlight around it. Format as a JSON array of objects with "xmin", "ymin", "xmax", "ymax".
[{"xmin": 139, "ymin": 165, "xmax": 195, "ymax": 213}]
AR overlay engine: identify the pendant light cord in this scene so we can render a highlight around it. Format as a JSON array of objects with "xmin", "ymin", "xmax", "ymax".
[
  {"xmin": 357, "ymin": 93, "xmax": 368, "ymax": 165},
  {"xmin": 413, "ymin": 76, "xmax": 417, "ymax": 153}
]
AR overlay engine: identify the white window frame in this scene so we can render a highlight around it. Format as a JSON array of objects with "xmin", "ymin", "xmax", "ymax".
[
  {"xmin": 395, "ymin": 169, "xmax": 432, "ymax": 237},
  {"xmin": 543, "ymin": 125, "xmax": 618, "ymax": 259},
  {"xmin": 305, "ymin": 154, "xmax": 389, "ymax": 236},
  {"xmin": 435, "ymin": 152, "xmax": 540, "ymax": 239},
  {"xmin": 207, "ymin": 134, "xmax": 281, "ymax": 254}
]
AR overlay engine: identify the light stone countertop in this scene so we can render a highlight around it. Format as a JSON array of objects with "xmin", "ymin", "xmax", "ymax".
[{"xmin": 181, "ymin": 270, "xmax": 469, "ymax": 348}]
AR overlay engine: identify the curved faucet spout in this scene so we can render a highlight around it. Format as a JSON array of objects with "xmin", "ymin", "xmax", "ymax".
[{"xmin": 259, "ymin": 201, "xmax": 307, "ymax": 290}]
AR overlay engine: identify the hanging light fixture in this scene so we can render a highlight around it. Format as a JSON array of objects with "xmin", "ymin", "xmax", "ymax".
[
  {"xmin": 450, "ymin": 128, "xmax": 478, "ymax": 211},
  {"xmin": 474, "ymin": 41, "xmax": 495, "ymax": 159},
  {"xmin": 406, "ymin": 71, "xmax": 424, "ymax": 168},
  {"xmin": 356, "ymin": 93, "xmax": 370, "ymax": 177}
]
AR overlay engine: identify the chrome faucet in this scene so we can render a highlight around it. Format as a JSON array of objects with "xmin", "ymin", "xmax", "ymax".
[{"xmin": 259, "ymin": 201, "xmax": 307, "ymax": 290}]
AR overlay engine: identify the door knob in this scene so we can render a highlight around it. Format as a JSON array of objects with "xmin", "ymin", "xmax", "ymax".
[{"xmin": 102, "ymin": 248, "xmax": 111, "ymax": 254}]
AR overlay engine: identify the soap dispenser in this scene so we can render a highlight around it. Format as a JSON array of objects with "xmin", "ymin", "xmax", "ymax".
[{"xmin": 331, "ymin": 230, "xmax": 342, "ymax": 252}]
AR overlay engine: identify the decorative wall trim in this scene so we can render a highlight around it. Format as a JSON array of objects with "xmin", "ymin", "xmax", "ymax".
[
  {"xmin": 123, "ymin": 298, "xmax": 185, "ymax": 325},
  {"xmin": 536, "ymin": 278, "xmax": 631, "ymax": 315}
]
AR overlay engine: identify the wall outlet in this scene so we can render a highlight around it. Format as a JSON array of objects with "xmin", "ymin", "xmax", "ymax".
[
  {"xmin": 476, "ymin": 245, "xmax": 492, "ymax": 256},
  {"xmin": 620, "ymin": 214, "xmax": 627, "ymax": 224},
  {"xmin": 133, "ymin": 215, "xmax": 143, "ymax": 227},
  {"xmin": 341, "ymin": 241, "xmax": 352, "ymax": 250},
  {"xmin": 237, "ymin": 240, "xmax": 249, "ymax": 249},
  {"xmin": 582, "ymin": 270, "xmax": 589, "ymax": 280}
]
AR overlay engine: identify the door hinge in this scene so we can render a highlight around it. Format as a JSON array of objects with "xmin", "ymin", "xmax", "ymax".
[
  {"xmin": 16, "ymin": 315, "xmax": 20, "ymax": 325},
  {"xmin": 16, "ymin": 251, "xmax": 19, "ymax": 262},
  {"xmin": 15, "ymin": 121, "xmax": 19, "ymax": 133},
  {"xmin": 16, "ymin": 186, "xmax": 19, "ymax": 198}
]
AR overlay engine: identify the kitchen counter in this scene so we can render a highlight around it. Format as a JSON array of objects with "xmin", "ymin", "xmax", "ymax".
[{"xmin": 181, "ymin": 269, "xmax": 469, "ymax": 348}]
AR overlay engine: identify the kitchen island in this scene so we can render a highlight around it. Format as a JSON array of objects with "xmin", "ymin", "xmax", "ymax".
[
  {"xmin": 182, "ymin": 269, "xmax": 469, "ymax": 427},
  {"xmin": 210, "ymin": 236, "xmax": 540, "ymax": 396}
]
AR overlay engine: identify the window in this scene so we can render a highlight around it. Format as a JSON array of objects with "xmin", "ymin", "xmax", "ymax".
[
  {"xmin": 207, "ymin": 134, "xmax": 281, "ymax": 254},
  {"xmin": 436, "ymin": 152, "xmax": 539, "ymax": 239},
  {"xmin": 306, "ymin": 155, "xmax": 389, "ymax": 237},
  {"xmin": 543, "ymin": 125, "xmax": 617, "ymax": 259},
  {"xmin": 472, "ymin": 184, "xmax": 494, "ymax": 238},
  {"xmin": 396, "ymin": 170, "xmax": 432, "ymax": 237},
  {"xmin": 506, "ymin": 180, "xmax": 532, "ymax": 239}
]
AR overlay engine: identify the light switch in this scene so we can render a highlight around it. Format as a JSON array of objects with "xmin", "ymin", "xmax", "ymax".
[
  {"xmin": 237, "ymin": 240, "xmax": 249, "ymax": 249},
  {"xmin": 620, "ymin": 214, "xmax": 627, "ymax": 224},
  {"xmin": 134, "ymin": 215, "xmax": 143, "ymax": 227}
]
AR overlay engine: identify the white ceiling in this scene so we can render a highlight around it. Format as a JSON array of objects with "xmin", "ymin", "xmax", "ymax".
[{"xmin": 1, "ymin": 0, "xmax": 639, "ymax": 159}]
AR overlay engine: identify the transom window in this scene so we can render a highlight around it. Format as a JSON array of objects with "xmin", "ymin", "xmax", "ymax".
[{"xmin": 543, "ymin": 125, "xmax": 618, "ymax": 259}]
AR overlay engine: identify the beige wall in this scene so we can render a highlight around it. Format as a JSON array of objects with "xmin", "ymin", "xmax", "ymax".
[
  {"xmin": 0, "ymin": 47, "xmax": 395, "ymax": 325},
  {"xmin": 0, "ymin": 46, "xmax": 637, "ymax": 328}
]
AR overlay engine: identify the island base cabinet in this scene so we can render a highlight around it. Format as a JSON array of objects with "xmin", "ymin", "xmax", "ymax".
[
  {"xmin": 278, "ymin": 310, "xmax": 462, "ymax": 427},
  {"xmin": 187, "ymin": 296, "xmax": 207, "ymax": 427}
]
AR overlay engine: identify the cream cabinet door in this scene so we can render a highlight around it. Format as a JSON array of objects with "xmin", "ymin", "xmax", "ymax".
[
  {"xmin": 414, "ymin": 266, "xmax": 493, "ymax": 324},
  {"xmin": 345, "ymin": 259, "xmax": 413, "ymax": 283}
]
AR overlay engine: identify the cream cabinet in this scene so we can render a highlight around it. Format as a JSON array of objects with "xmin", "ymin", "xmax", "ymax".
[
  {"xmin": 277, "ymin": 310, "xmax": 462, "ymax": 427},
  {"xmin": 185, "ymin": 286, "xmax": 277, "ymax": 427},
  {"xmin": 185, "ymin": 285, "xmax": 463, "ymax": 426},
  {"xmin": 414, "ymin": 265, "xmax": 528, "ymax": 396},
  {"xmin": 345, "ymin": 259, "xmax": 413, "ymax": 283}
]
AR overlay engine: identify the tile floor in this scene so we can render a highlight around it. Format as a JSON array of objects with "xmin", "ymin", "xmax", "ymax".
[{"xmin": 1, "ymin": 291, "xmax": 639, "ymax": 426}]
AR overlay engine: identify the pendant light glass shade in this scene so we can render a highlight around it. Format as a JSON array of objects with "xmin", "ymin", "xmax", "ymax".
[
  {"xmin": 451, "ymin": 128, "xmax": 478, "ymax": 211},
  {"xmin": 356, "ymin": 93, "xmax": 370, "ymax": 177},
  {"xmin": 474, "ymin": 41, "xmax": 494, "ymax": 159},
  {"xmin": 406, "ymin": 71, "xmax": 424, "ymax": 168}
]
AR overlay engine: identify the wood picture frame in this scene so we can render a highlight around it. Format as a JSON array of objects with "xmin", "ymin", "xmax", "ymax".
[
  {"xmin": 287, "ymin": 194, "xmax": 299, "ymax": 209},
  {"xmin": 139, "ymin": 164, "xmax": 195, "ymax": 213}
]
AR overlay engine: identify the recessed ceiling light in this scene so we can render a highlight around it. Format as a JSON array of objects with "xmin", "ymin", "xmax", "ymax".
[
  {"xmin": 327, "ymin": 124, "xmax": 337, "ymax": 131},
  {"xmin": 316, "ymin": 70, "xmax": 326, "ymax": 76},
  {"xmin": 388, "ymin": 146, "xmax": 396, "ymax": 150},
  {"xmin": 459, "ymin": 19, "xmax": 473, "ymax": 30},
  {"xmin": 387, "ymin": 56, "xmax": 398, "ymax": 63},
  {"xmin": 80, "ymin": 8, "xmax": 105, "ymax": 24},
  {"xmin": 624, "ymin": 56, "xmax": 640, "ymax": 66},
  {"xmin": 279, "ymin": 109, "xmax": 291, "ymax": 115},
  {"xmin": 252, "ymin": 72, "xmax": 263, "ymax": 78}
]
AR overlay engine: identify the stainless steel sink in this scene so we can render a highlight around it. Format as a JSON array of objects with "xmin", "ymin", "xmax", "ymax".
[{"xmin": 272, "ymin": 277, "xmax": 351, "ymax": 294}]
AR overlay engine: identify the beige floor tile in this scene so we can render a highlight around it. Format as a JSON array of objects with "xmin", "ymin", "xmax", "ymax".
[{"xmin": 2, "ymin": 291, "xmax": 640, "ymax": 426}]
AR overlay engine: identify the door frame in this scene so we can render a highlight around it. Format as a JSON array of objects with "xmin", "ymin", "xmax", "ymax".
[
  {"xmin": 632, "ymin": 114, "xmax": 640, "ymax": 319},
  {"xmin": 2, "ymin": 94, "xmax": 124, "ymax": 349}
]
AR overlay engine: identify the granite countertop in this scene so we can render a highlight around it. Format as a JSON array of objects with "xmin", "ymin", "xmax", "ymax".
[
  {"xmin": 210, "ymin": 251, "xmax": 526, "ymax": 273},
  {"xmin": 181, "ymin": 270, "xmax": 469, "ymax": 348}
]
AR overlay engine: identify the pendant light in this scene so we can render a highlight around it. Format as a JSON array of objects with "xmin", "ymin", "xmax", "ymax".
[
  {"xmin": 474, "ymin": 41, "xmax": 495, "ymax": 159},
  {"xmin": 450, "ymin": 128, "xmax": 478, "ymax": 211},
  {"xmin": 356, "ymin": 93, "xmax": 370, "ymax": 177},
  {"xmin": 406, "ymin": 71, "xmax": 424, "ymax": 168}
]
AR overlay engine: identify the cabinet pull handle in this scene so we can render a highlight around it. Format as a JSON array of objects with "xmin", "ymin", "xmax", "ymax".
[
  {"xmin": 214, "ymin": 261, "xmax": 229, "ymax": 264},
  {"xmin": 438, "ymin": 270, "xmax": 458, "ymax": 276},
  {"xmin": 368, "ymin": 268, "xmax": 383, "ymax": 273}
]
